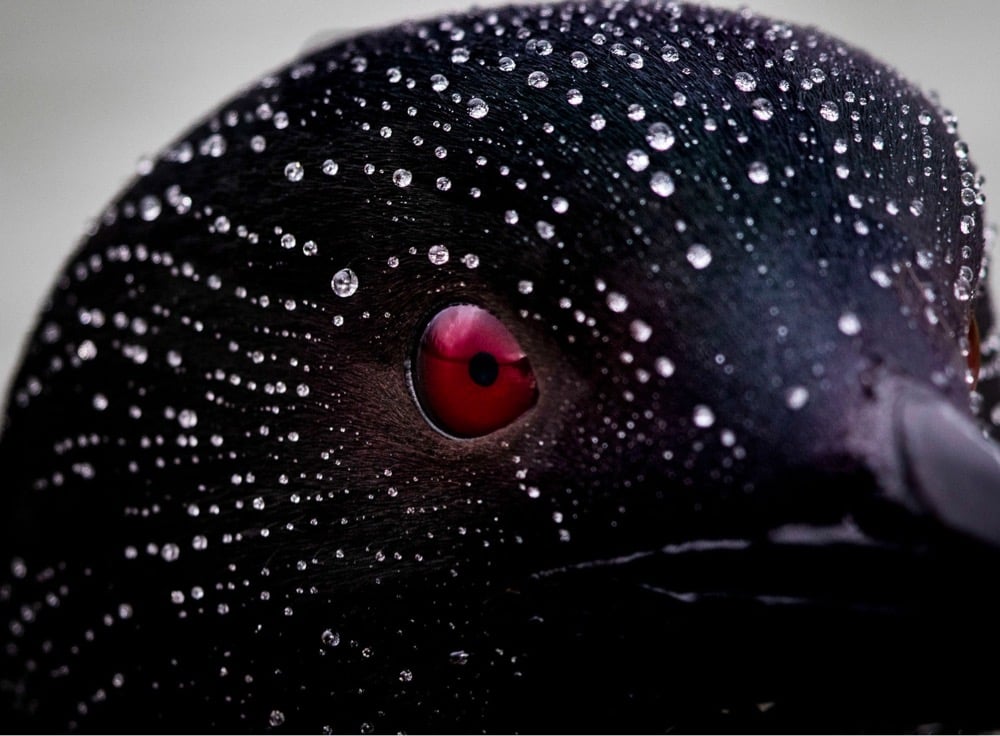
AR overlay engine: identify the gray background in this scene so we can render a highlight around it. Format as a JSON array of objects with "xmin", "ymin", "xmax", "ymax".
[{"xmin": 2, "ymin": 1, "xmax": 997, "ymax": 399}]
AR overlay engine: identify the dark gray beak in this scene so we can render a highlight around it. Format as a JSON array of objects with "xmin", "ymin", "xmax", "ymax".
[{"xmin": 899, "ymin": 388, "xmax": 1000, "ymax": 547}]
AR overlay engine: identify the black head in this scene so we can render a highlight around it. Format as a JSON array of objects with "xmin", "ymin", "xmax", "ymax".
[{"xmin": 2, "ymin": 2, "xmax": 999, "ymax": 731}]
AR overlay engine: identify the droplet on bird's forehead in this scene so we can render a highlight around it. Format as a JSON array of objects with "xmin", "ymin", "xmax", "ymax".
[
  {"xmin": 331, "ymin": 268, "xmax": 359, "ymax": 298},
  {"xmin": 734, "ymin": 71, "xmax": 757, "ymax": 92},
  {"xmin": 686, "ymin": 244, "xmax": 712, "ymax": 270},
  {"xmin": 467, "ymin": 97, "xmax": 489, "ymax": 119}
]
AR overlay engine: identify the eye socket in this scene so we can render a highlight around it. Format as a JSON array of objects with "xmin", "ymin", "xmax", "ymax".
[
  {"xmin": 968, "ymin": 316, "xmax": 981, "ymax": 389},
  {"xmin": 413, "ymin": 304, "xmax": 538, "ymax": 438}
]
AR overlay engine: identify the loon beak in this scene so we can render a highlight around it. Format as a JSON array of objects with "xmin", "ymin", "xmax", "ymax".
[{"xmin": 897, "ymin": 388, "xmax": 1000, "ymax": 548}]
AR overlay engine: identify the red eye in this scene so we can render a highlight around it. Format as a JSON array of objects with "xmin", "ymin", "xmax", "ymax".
[{"xmin": 414, "ymin": 304, "xmax": 538, "ymax": 437}]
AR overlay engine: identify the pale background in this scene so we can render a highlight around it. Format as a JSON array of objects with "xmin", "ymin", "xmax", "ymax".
[{"xmin": 2, "ymin": 1, "xmax": 997, "ymax": 399}]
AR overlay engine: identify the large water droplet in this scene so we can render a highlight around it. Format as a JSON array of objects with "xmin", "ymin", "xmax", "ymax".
[
  {"xmin": 751, "ymin": 98, "xmax": 774, "ymax": 121},
  {"xmin": 838, "ymin": 312, "xmax": 862, "ymax": 336},
  {"xmin": 734, "ymin": 72, "xmax": 757, "ymax": 92},
  {"xmin": 139, "ymin": 195, "xmax": 162, "ymax": 222},
  {"xmin": 819, "ymin": 101, "xmax": 840, "ymax": 122},
  {"xmin": 686, "ymin": 244, "xmax": 712, "ymax": 269},
  {"xmin": 626, "ymin": 149, "xmax": 650, "ymax": 172},
  {"xmin": 630, "ymin": 320, "xmax": 652, "ymax": 343},
  {"xmin": 747, "ymin": 161, "xmax": 770, "ymax": 184},
  {"xmin": 785, "ymin": 386, "xmax": 810, "ymax": 410},
  {"xmin": 331, "ymin": 268, "xmax": 359, "ymax": 297},
  {"xmin": 284, "ymin": 161, "xmax": 304, "ymax": 182},
  {"xmin": 430, "ymin": 74, "xmax": 449, "ymax": 92},
  {"xmin": 392, "ymin": 169, "xmax": 412, "ymax": 187},
  {"xmin": 467, "ymin": 98, "xmax": 489, "ymax": 119},
  {"xmin": 527, "ymin": 71, "xmax": 549, "ymax": 89},
  {"xmin": 649, "ymin": 171, "xmax": 675, "ymax": 198},
  {"xmin": 646, "ymin": 122, "xmax": 676, "ymax": 151},
  {"xmin": 693, "ymin": 405, "xmax": 716, "ymax": 428},
  {"xmin": 428, "ymin": 244, "xmax": 449, "ymax": 265},
  {"xmin": 606, "ymin": 292, "xmax": 629, "ymax": 313}
]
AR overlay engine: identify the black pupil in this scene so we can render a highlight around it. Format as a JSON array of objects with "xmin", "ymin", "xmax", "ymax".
[{"xmin": 468, "ymin": 352, "xmax": 499, "ymax": 387}]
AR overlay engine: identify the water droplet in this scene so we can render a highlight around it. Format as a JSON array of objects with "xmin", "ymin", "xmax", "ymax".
[
  {"xmin": 686, "ymin": 244, "xmax": 712, "ymax": 270},
  {"xmin": 646, "ymin": 122, "xmax": 676, "ymax": 151},
  {"xmin": 734, "ymin": 72, "xmax": 757, "ymax": 92},
  {"xmin": 870, "ymin": 266, "xmax": 893, "ymax": 288},
  {"xmin": 785, "ymin": 386, "xmax": 810, "ymax": 410},
  {"xmin": 504, "ymin": 210, "xmax": 519, "ymax": 225},
  {"xmin": 428, "ymin": 244, "xmax": 449, "ymax": 265},
  {"xmin": 527, "ymin": 71, "xmax": 549, "ymax": 89},
  {"xmin": 451, "ymin": 47, "xmax": 470, "ymax": 64},
  {"xmin": 566, "ymin": 88, "xmax": 583, "ymax": 105},
  {"xmin": 589, "ymin": 113, "xmax": 606, "ymax": 131},
  {"xmin": 331, "ymin": 268, "xmax": 359, "ymax": 297},
  {"xmin": 660, "ymin": 44, "xmax": 680, "ymax": 62},
  {"xmin": 284, "ymin": 161, "xmax": 304, "ymax": 182},
  {"xmin": 321, "ymin": 629, "xmax": 341, "ymax": 647},
  {"xmin": 819, "ymin": 101, "xmax": 840, "ymax": 122},
  {"xmin": 139, "ymin": 195, "xmax": 162, "ymax": 222},
  {"xmin": 269, "ymin": 710, "xmax": 286, "ymax": 728},
  {"xmin": 626, "ymin": 53, "xmax": 644, "ymax": 69},
  {"xmin": 626, "ymin": 149, "xmax": 650, "ymax": 172},
  {"xmin": 399, "ymin": 669, "xmax": 413, "ymax": 683},
  {"xmin": 178, "ymin": 409, "xmax": 198, "ymax": 429},
  {"xmin": 462, "ymin": 253, "xmax": 479, "ymax": 269},
  {"xmin": 250, "ymin": 135, "xmax": 266, "ymax": 153},
  {"xmin": 747, "ymin": 161, "xmax": 770, "ymax": 184},
  {"xmin": 303, "ymin": 240, "xmax": 318, "ymax": 256},
  {"xmin": 655, "ymin": 357, "xmax": 675, "ymax": 378},
  {"xmin": 751, "ymin": 98, "xmax": 774, "ymax": 121},
  {"xmin": 693, "ymin": 405, "xmax": 716, "ymax": 428},
  {"xmin": 536, "ymin": 220, "xmax": 555, "ymax": 239},
  {"xmin": 916, "ymin": 249, "xmax": 934, "ymax": 270},
  {"xmin": 518, "ymin": 280, "xmax": 534, "ymax": 295},
  {"xmin": 77, "ymin": 340, "xmax": 98, "ymax": 361},
  {"xmin": 606, "ymin": 292, "xmax": 629, "ymax": 313},
  {"xmin": 436, "ymin": 176, "xmax": 451, "ymax": 191},
  {"xmin": 838, "ymin": 312, "xmax": 862, "ymax": 336},
  {"xmin": 630, "ymin": 320, "xmax": 652, "ymax": 343},
  {"xmin": 954, "ymin": 275, "xmax": 974, "ymax": 302},
  {"xmin": 392, "ymin": 169, "xmax": 412, "ymax": 187},
  {"xmin": 649, "ymin": 171, "xmax": 675, "ymax": 198},
  {"xmin": 570, "ymin": 51, "xmax": 589, "ymax": 68},
  {"xmin": 321, "ymin": 159, "xmax": 338, "ymax": 176},
  {"xmin": 627, "ymin": 103, "xmax": 646, "ymax": 121},
  {"xmin": 552, "ymin": 197, "xmax": 569, "ymax": 213},
  {"xmin": 161, "ymin": 543, "xmax": 180, "ymax": 562},
  {"xmin": 467, "ymin": 98, "xmax": 489, "ymax": 119},
  {"xmin": 430, "ymin": 74, "xmax": 449, "ymax": 92},
  {"xmin": 498, "ymin": 56, "xmax": 516, "ymax": 72},
  {"xmin": 961, "ymin": 215, "xmax": 976, "ymax": 234}
]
